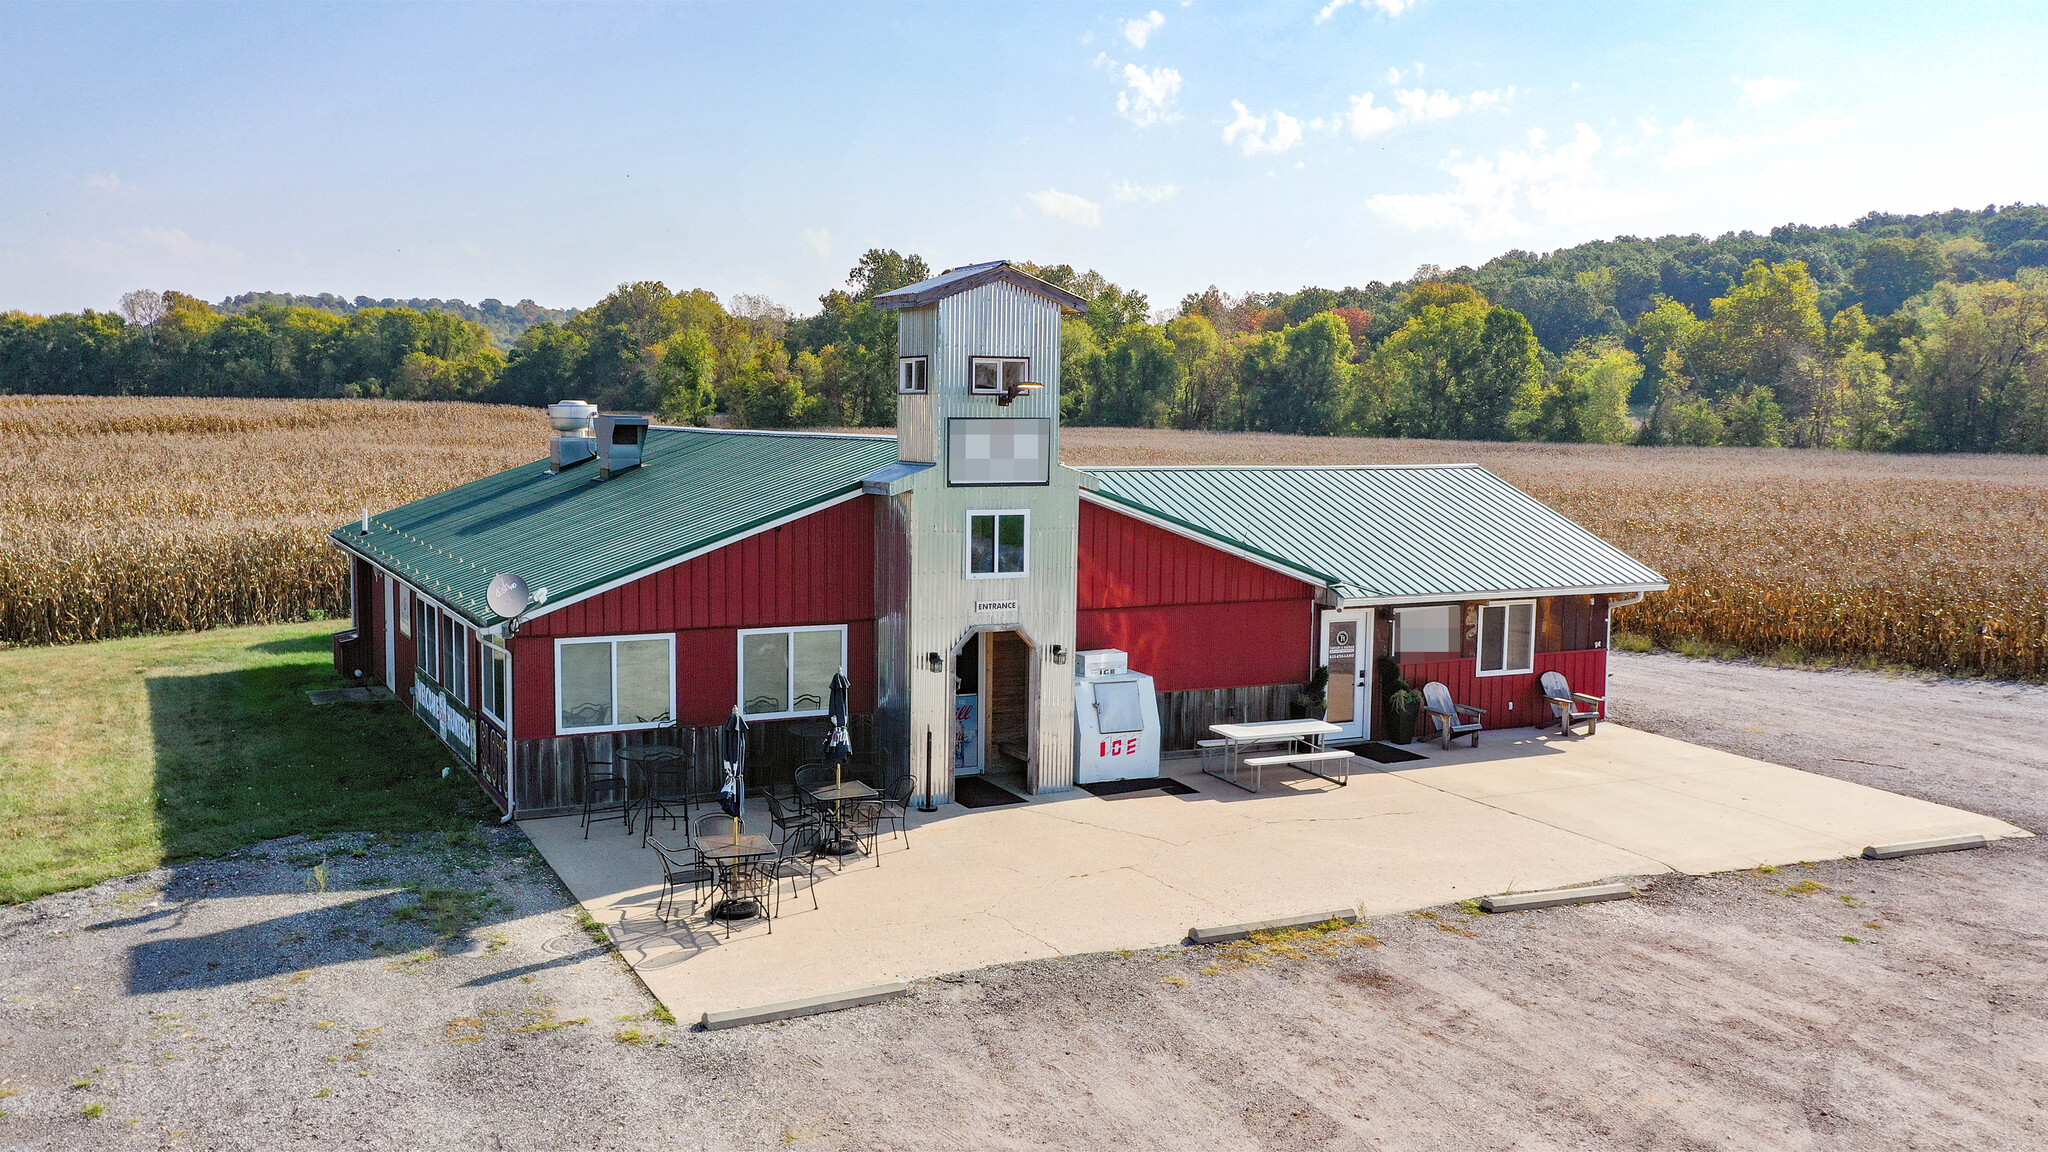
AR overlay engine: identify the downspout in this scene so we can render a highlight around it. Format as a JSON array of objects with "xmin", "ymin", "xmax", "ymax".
[{"xmin": 1606, "ymin": 591, "xmax": 1646, "ymax": 651}]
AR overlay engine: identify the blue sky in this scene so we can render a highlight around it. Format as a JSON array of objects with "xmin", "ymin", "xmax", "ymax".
[{"xmin": 5, "ymin": 1, "xmax": 2046, "ymax": 317}]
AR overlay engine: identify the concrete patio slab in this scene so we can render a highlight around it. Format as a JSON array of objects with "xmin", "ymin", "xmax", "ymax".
[{"xmin": 524, "ymin": 724, "xmax": 2027, "ymax": 1025}]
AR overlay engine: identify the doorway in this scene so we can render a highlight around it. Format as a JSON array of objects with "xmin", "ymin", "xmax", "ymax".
[
  {"xmin": 953, "ymin": 629, "xmax": 1033, "ymax": 789},
  {"xmin": 1319, "ymin": 609, "xmax": 1372, "ymax": 743}
]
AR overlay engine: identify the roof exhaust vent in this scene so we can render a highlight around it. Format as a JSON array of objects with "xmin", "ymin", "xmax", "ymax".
[
  {"xmin": 594, "ymin": 414, "xmax": 650, "ymax": 480},
  {"xmin": 546, "ymin": 400, "xmax": 598, "ymax": 472}
]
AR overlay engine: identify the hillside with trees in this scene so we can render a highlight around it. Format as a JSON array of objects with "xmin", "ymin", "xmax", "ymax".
[{"xmin": 5, "ymin": 202, "xmax": 2048, "ymax": 453}]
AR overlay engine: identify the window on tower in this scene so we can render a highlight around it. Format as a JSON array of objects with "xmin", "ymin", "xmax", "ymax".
[
  {"xmin": 970, "ymin": 357, "xmax": 1028, "ymax": 395},
  {"xmin": 897, "ymin": 356, "xmax": 927, "ymax": 394}
]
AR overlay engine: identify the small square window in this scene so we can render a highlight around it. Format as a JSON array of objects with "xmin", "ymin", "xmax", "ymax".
[
  {"xmin": 897, "ymin": 356, "xmax": 927, "ymax": 394},
  {"xmin": 970, "ymin": 357, "xmax": 1028, "ymax": 395},
  {"xmin": 968, "ymin": 511, "xmax": 1028, "ymax": 577}
]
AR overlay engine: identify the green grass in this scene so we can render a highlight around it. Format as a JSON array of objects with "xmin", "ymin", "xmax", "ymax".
[{"xmin": 0, "ymin": 620, "xmax": 490, "ymax": 904}]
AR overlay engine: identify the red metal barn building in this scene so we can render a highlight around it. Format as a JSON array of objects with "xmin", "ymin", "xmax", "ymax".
[{"xmin": 330, "ymin": 261, "xmax": 1665, "ymax": 815}]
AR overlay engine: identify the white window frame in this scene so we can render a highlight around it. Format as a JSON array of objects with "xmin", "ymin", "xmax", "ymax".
[
  {"xmin": 553, "ymin": 632, "xmax": 677, "ymax": 735},
  {"xmin": 965, "ymin": 509, "xmax": 1030, "ymax": 579},
  {"xmin": 480, "ymin": 638, "xmax": 512, "ymax": 726},
  {"xmin": 897, "ymin": 355, "xmax": 928, "ymax": 394},
  {"xmin": 969, "ymin": 356, "xmax": 1029, "ymax": 396},
  {"xmin": 736, "ymin": 625, "xmax": 849, "ymax": 721},
  {"xmin": 1475, "ymin": 600, "xmax": 1537, "ymax": 677}
]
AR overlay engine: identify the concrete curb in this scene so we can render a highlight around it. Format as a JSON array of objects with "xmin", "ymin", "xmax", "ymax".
[
  {"xmin": 1188, "ymin": 910, "xmax": 1359, "ymax": 945},
  {"xmin": 1863, "ymin": 834, "xmax": 1990, "ymax": 860},
  {"xmin": 699, "ymin": 982, "xmax": 909, "ymax": 1031},
  {"xmin": 1480, "ymin": 883, "xmax": 1634, "ymax": 913}
]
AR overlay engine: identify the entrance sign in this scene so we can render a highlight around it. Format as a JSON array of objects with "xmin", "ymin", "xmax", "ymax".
[{"xmin": 973, "ymin": 599, "xmax": 1018, "ymax": 614}]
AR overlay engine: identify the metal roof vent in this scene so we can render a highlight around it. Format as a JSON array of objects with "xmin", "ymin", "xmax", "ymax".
[
  {"xmin": 594, "ymin": 414, "xmax": 650, "ymax": 480},
  {"xmin": 547, "ymin": 400, "xmax": 598, "ymax": 472}
]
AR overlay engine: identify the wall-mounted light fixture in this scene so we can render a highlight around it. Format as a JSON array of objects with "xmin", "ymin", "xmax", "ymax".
[
  {"xmin": 927, "ymin": 652, "xmax": 944, "ymax": 673},
  {"xmin": 1050, "ymin": 644, "xmax": 1067, "ymax": 665},
  {"xmin": 996, "ymin": 379, "xmax": 1043, "ymax": 407}
]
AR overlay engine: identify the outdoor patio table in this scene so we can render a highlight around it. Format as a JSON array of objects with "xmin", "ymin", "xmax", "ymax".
[
  {"xmin": 802, "ymin": 779, "xmax": 878, "ymax": 857},
  {"xmin": 614, "ymin": 746, "xmax": 690, "ymax": 836},
  {"xmin": 698, "ymin": 833, "xmax": 776, "ymax": 920},
  {"xmin": 1205, "ymin": 719, "xmax": 1346, "ymax": 793}
]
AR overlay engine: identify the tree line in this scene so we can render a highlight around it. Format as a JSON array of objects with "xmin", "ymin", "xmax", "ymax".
[{"xmin": 5, "ymin": 202, "xmax": 2048, "ymax": 452}]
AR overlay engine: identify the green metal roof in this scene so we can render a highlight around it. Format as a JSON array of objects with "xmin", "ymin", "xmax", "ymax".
[
  {"xmin": 332, "ymin": 428, "xmax": 899, "ymax": 625},
  {"xmin": 1081, "ymin": 464, "xmax": 1667, "ymax": 603}
]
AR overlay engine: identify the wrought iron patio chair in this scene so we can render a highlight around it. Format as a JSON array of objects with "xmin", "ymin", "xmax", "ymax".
[
  {"xmin": 839, "ymin": 795, "xmax": 883, "ymax": 868},
  {"xmin": 1540, "ymin": 671, "xmax": 1604, "ymax": 737},
  {"xmin": 711, "ymin": 860, "xmax": 776, "ymax": 938},
  {"xmin": 1420, "ymin": 681, "xmax": 1486, "ymax": 750},
  {"xmin": 792, "ymin": 762, "xmax": 834, "ymax": 808},
  {"xmin": 580, "ymin": 766, "xmax": 631, "ymax": 839},
  {"xmin": 767, "ymin": 831, "xmax": 821, "ymax": 913},
  {"xmin": 647, "ymin": 837, "xmax": 713, "ymax": 922},
  {"xmin": 638, "ymin": 763, "xmax": 693, "ymax": 848},
  {"xmin": 768, "ymin": 790, "xmax": 822, "ymax": 854},
  {"xmin": 694, "ymin": 813, "xmax": 740, "ymax": 843},
  {"xmin": 872, "ymin": 775, "xmax": 915, "ymax": 850}
]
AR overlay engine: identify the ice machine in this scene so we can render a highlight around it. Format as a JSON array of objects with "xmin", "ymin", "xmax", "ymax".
[{"xmin": 1073, "ymin": 649, "xmax": 1161, "ymax": 784}]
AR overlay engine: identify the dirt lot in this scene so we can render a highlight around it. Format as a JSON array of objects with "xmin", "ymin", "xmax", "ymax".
[{"xmin": 2, "ymin": 653, "xmax": 2043, "ymax": 1151}]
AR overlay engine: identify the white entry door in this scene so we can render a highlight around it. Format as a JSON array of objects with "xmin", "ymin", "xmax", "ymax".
[{"xmin": 1319, "ymin": 609, "xmax": 1372, "ymax": 743}]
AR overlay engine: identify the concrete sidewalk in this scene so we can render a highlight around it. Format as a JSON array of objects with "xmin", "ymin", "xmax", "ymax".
[{"xmin": 524, "ymin": 724, "xmax": 2027, "ymax": 1024}]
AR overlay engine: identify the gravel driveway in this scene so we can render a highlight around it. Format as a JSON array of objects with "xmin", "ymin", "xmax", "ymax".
[{"xmin": 3, "ymin": 652, "xmax": 2043, "ymax": 1151}]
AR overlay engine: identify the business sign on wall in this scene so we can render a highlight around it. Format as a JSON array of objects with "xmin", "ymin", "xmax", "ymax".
[{"xmin": 947, "ymin": 418, "xmax": 1050, "ymax": 486}]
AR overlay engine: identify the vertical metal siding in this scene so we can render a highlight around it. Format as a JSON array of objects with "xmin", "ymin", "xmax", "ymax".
[
  {"xmin": 1401, "ymin": 645, "xmax": 1608, "ymax": 734},
  {"xmin": 897, "ymin": 306, "xmax": 939, "ymax": 463},
  {"xmin": 899, "ymin": 279, "xmax": 1078, "ymax": 799},
  {"xmin": 1079, "ymin": 501, "xmax": 1313, "ymax": 610},
  {"xmin": 511, "ymin": 498, "xmax": 880, "ymax": 740}
]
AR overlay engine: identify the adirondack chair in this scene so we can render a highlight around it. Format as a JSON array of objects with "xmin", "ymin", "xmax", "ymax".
[
  {"xmin": 1541, "ymin": 671, "xmax": 1604, "ymax": 737},
  {"xmin": 1420, "ymin": 681, "xmax": 1485, "ymax": 750}
]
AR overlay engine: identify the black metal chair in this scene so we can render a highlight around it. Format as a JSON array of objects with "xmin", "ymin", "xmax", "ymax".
[
  {"xmin": 873, "ymin": 775, "xmax": 915, "ymax": 850},
  {"xmin": 647, "ymin": 837, "xmax": 712, "ymax": 922},
  {"xmin": 694, "ymin": 813, "xmax": 740, "ymax": 843},
  {"xmin": 638, "ymin": 765, "xmax": 693, "ymax": 848},
  {"xmin": 792, "ymin": 763, "xmax": 833, "ymax": 807},
  {"xmin": 767, "ymin": 832, "xmax": 821, "ymax": 913},
  {"xmin": 768, "ymin": 790, "xmax": 822, "ymax": 853},
  {"xmin": 580, "ymin": 766, "xmax": 631, "ymax": 839}
]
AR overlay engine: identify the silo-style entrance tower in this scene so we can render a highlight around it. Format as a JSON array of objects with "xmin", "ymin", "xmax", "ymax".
[{"xmin": 868, "ymin": 262, "xmax": 1090, "ymax": 803}]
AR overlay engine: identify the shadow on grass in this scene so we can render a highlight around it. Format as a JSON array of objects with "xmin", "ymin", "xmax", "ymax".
[
  {"xmin": 144, "ymin": 647, "xmax": 487, "ymax": 864},
  {"xmin": 245, "ymin": 631, "xmax": 335, "ymax": 656}
]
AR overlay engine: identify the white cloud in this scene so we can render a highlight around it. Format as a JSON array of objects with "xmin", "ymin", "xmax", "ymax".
[
  {"xmin": 1385, "ymin": 66, "xmax": 1403, "ymax": 85},
  {"xmin": 1735, "ymin": 75, "xmax": 1801, "ymax": 106},
  {"xmin": 1316, "ymin": 0, "xmax": 1418, "ymax": 23},
  {"xmin": 1223, "ymin": 102, "xmax": 1303, "ymax": 156},
  {"xmin": 1123, "ymin": 10, "xmax": 1165, "ymax": 49},
  {"xmin": 1368, "ymin": 124, "xmax": 1619, "ymax": 241},
  {"xmin": 1027, "ymin": 188, "xmax": 1102, "ymax": 227},
  {"xmin": 1110, "ymin": 180, "xmax": 1181, "ymax": 202},
  {"xmin": 1346, "ymin": 86, "xmax": 1504, "ymax": 138},
  {"xmin": 801, "ymin": 227, "xmax": 832, "ymax": 267},
  {"xmin": 1117, "ymin": 63, "xmax": 1183, "ymax": 126}
]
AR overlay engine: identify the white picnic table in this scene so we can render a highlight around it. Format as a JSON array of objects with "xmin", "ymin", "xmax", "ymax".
[{"xmin": 1200, "ymin": 718, "xmax": 1354, "ymax": 793}]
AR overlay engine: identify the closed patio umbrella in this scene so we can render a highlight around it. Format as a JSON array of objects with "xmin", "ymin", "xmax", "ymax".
[
  {"xmin": 824, "ymin": 669, "xmax": 852, "ymax": 788},
  {"xmin": 718, "ymin": 706, "xmax": 748, "ymax": 841}
]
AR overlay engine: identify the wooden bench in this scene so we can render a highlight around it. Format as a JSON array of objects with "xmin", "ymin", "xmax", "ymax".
[{"xmin": 1236, "ymin": 749, "xmax": 1355, "ymax": 789}]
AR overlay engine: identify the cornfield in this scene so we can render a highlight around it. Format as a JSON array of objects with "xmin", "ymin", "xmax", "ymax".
[
  {"xmin": 5, "ymin": 398, "xmax": 2045, "ymax": 681},
  {"xmin": 1065, "ymin": 430, "xmax": 2048, "ymax": 681},
  {"xmin": 0, "ymin": 396, "xmax": 546, "ymax": 647}
]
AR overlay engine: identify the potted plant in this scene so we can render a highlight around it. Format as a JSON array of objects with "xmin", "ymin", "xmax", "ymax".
[
  {"xmin": 1294, "ymin": 665, "xmax": 1329, "ymax": 720},
  {"xmin": 1387, "ymin": 686, "xmax": 1423, "ymax": 744}
]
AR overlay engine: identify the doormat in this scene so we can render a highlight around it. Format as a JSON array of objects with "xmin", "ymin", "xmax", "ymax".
[
  {"xmin": 1355, "ymin": 742, "xmax": 1428, "ymax": 764},
  {"xmin": 1078, "ymin": 777, "xmax": 1200, "ymax": 799},
  {"xmin": 953, "ymin": 777, "xmax": 1029, "ymax": 808}
]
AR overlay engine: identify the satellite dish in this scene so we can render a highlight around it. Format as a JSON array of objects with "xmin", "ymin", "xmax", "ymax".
[{"xmin": 487, "ymin": 572, "xmax": 532, "ymax": 622}]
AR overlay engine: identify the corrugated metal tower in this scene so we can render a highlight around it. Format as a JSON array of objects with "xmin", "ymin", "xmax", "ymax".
[{"xmin": 871, "ymin": 262, "xmax": 1091, "ymax": 802}]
